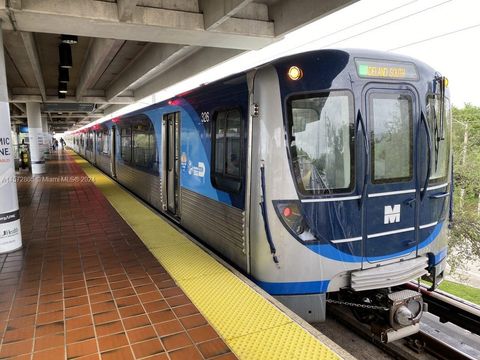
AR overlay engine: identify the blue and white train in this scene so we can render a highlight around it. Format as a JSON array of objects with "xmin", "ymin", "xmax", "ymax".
[{"xmin": 68, "ymin": 49, "xmax": 452, "ymax": 342}]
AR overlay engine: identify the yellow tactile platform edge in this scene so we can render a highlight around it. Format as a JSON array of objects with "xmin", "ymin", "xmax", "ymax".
[{"xmin": 72, "ymin": 153, "xmax": 341, "ymax": 360}]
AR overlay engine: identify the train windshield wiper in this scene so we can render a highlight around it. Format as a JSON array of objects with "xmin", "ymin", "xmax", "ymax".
[
  {"xmin": 431, "ymin": 101, "xmax": 440, "ymax": 172},
  {"xmin": 430, "ymin": 75, "xmax": 448, "ymax": 172}
]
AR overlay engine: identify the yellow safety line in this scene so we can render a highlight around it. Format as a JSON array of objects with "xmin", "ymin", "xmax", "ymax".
[{"xmin": 72, "ymin": 153, "xmax": 341, "ymax": 360}]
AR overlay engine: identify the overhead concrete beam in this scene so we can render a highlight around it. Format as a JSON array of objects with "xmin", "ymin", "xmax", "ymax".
[
  {"xmin": 20, "ymin": 32, "xmax": 46, "ymax": 101},
  {"xmin": 10, "ymin": 95, "xmax": 134, "ymax": 104},
  {"xmin": 12, "ymin": 102, "xmax": 25, "ymax": 113},
  {"xmin": 134, "ymin": 47, "xmax": 243, "ymax": 101},
  {"xmin": 2, "ymin": 0, "xmax": 274, "ymax": 50},
  {"xmin": 11, "ymin": 87, "xmax": 122, "ymax": 98},
  {"xmin": 106, "ymin": 44, "xmax": 199, "ymax": 101},
  {"xmin": 200, "ymin": 0, "xmax": 253, "ymax": 29},
  {"xmin": 102, "ymin": 104, "xmax": 124, "ymax": 116},
  {"xmin": 76, "ymin": 115, "xmax": 96, "ymax": 124},
  {"xmin": 76, "ymin": 38, "xmax": 124, "ymax": 100},
  {"xmin": 10, "ymin": 114, "xmax": 104, "ymax": 119},
  {"xmin": 270, "ymin": 0, "xmax": 357, "ymax": 36},
  {"xmin": 50, "ymin": 119, "xmax": 78, "ymax": 122},
  {"xmin": 49, "ymin": 120, "xmax": 79, "ymax": 124},
  {"xmin": 51, "ymin": 114, "xmax": 103, "ymax": 119},
  {"xmin": 117, "ymin": 0, "xmax": 139, "ymax": 22},
  {"xmin": 47, "ymin": 112, "xmax": 52, "ymax": 124},
  {"xmin": 9, "ymin": 0, "xmax": 22, "ymax": 10}
]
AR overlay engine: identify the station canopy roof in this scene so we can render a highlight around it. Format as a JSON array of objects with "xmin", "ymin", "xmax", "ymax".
[{"xmin": 0, "ymin": 0, "xmax": 355, "ymax": 132}]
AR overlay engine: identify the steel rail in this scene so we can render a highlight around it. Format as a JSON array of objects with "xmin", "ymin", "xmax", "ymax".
[
  {"xmin": 325, "ymin": 303, "xmax": 479, "ymax": 360},
  {"xmin": 405, "ymin": 282, "xmax": 480, "ymax": 335}
]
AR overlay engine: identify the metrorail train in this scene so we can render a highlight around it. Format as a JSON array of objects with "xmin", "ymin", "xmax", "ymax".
[{"xmin": 68, "ymin": 49, "xmax": 452, "ymax": 342}]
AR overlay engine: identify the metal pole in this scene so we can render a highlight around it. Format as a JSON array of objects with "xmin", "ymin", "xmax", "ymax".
[
  {"xmin": 0, "ymin": 23, "xmax": 22, "ymax": 253},
  {"xmin": 27, "ymin": 103, "xmax": 46, "ymax": 174},
  {"xmin": 477, "ymin": 193, "xmax": 480, "ymax": 216},
  {"xmin": 42, "ymin": 117, "xmax": 50, "ymax": 160},
  {"xmin": 460, "ymin": 123, "xmax": 468, "ymax": 209},
  {"xmin": 454, "ymin": 119, "xmax": 468, "ymax": 209},
  {"xmin": 462, "ymin": 123, "xmax": 468, "ymax": 166}
]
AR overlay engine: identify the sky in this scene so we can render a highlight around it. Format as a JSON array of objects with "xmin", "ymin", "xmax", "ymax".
[{"xmin": 81, "ymin": 0, "xmax": 480, "ymax": 129}]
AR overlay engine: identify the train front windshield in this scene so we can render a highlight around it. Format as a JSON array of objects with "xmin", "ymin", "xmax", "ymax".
[{"xmin": 287, "ymin": 91, "xmax": 354, "ymax": 195}]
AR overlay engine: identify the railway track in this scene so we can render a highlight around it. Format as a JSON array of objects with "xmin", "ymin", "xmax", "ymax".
[
  {"xmin": 323, "ymin": 286, "xmax": 480, "ymax": 360},
  {"xmin": 405, "ymin": 282, "xmax": 480, "ymax": 335}
]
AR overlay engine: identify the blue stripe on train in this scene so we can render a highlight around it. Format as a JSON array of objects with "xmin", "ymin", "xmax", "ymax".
[
  {"xmin": 255, "ymin": 280, "xmax": 330, "ymax": 295},
  {"xmin": 256, "ymin": 224, "xmax": 444, "ymax": 295},
  {"xmin": 434, "ymin": 246, "xmax": 448, "ymax": 265},
  {"xmin": 306, "ymin": 222, "xmax": 443, "ymax": 263}
]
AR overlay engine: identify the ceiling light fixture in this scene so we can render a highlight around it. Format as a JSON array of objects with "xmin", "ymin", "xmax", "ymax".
[
  {"xmin": 61, "ymin": 34, "xmax": 78, "ymax": 45},
  {"xmin": 59, "ymin": 82, "xmax": 68, "ymax": 94}
]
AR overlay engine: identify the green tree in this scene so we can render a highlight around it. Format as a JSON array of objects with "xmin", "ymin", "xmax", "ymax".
[{"xmin": 449, "ymin": 104, "xmax": 480, "ymax": 271}]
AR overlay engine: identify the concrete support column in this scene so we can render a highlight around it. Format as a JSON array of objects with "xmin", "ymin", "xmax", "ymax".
[
  {"xmin": 27, "ymin": 103, "xmax": 46, "ymax": 174},
  {"xmin": 41, "ymin": 117, "xmax": 50, "ymax": 159},
  {"xmin": 0, "ymin": 24, "xmax": 22, "ymax": 253}
]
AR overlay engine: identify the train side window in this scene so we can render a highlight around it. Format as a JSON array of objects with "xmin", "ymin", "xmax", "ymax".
[
  {"xmin": 120, "ymin": 127, "xmax": 132, "ymax": 163},
  {"xmin": 225, "ymin": 111, "xmax": 241, "ymax": 177},
  {"xmin": 132, "ymin": 120, "xmax": 157, "ymax": 169},
  {"xmin": 211, "ymin": 108, "xmax": 243, "ymax": 193},
  {"xmin": 102, "ymin": 130, "xmax": 110, "ymax": 155}
]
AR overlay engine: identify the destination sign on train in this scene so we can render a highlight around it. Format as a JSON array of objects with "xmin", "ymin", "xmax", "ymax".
[{"xmin": 355, "ymin": 59, "xmax": 418, "ymax": 80}]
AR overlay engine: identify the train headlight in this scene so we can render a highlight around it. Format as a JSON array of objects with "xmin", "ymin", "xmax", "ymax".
[
  {"xmin": 288, "ymin": 66, "xmax": 303, "ymax": 80},
  {"xmin": 394, "ymin": 305, "xmax": 414, "ymax": 326},
  {"xmin": 388, "ymin": 290, "xmax": 423, "ymax": 330},
  {"xmin": 407, "ymin": 298, "xmax": 422, "ymax": 316}
]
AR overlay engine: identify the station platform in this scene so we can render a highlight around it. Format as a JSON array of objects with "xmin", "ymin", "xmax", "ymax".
[{"xmin": 0, "ymin": 151, "xmax": 346, "ymax": 360}]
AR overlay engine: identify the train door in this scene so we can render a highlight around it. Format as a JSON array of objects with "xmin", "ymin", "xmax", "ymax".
[
  {"xmin": 162, "ymin": 112, "xmax": 180, "ymax": 217},
  {"xmin": 93, "ymin": 132, "xmax": 97, "ymax": 165},
  {"xmin": 362, "ymin": 87, "xmax": 419, "ymax": 265},
  {"xmin": 111, "ymin": 126, "xmax": 117, "ymax": 178}
]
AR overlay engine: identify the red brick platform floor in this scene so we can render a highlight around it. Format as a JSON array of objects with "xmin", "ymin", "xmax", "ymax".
[{"xmin": 0, "ymin": 151, "xmax": 236, "ymax": 360}]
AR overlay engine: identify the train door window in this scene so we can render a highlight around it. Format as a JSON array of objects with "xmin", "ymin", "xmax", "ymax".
[
  {"xmin": 426, "ymin": 96, "xmax": 451, "ymax": 182},
  {"xmin": 132, "ymin": 119, "xmax": 157, "ymax": 169},
  {"xmin": 102, "ymin": 129, "xmax": 110, "ymax": 155},
  {"xmin": 86, "ymin": 132, "xmax": 93, "ymax": 151},
  {"xmin": 212, "ymin": 108, "xmax": 243, "ymax": 193},
  {"xmin": 370, "ymin": 93, "xmax": 413, "ymax": 183},
  {"xmin": 96, "ymin": 131, "xmax": 103, "ymax": 153},
  {"xmin": 120, "ymin": 127, "xmax": 132, "ymax": 163},
  {"xmin": 287, "ymin": 91, "xmax": 354, "ymax": 194}
]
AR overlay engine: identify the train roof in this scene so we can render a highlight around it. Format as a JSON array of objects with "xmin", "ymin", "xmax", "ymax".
[{"xmin": 76, "ymin": 48, "xmax": 439, "ymax": 132}]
